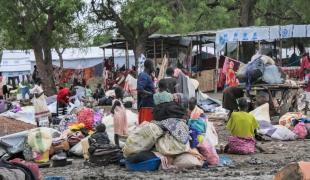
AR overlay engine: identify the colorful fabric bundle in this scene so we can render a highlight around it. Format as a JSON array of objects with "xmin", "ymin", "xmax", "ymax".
[
  {"xmin": 188, "ymin": 118, "xmax": 206, "ymax": 134},
  {"xmin": 293, "ymin": 122, "xmax": 308, "ymax": 139},
  {"xmin": 77, "ymin": 108, "xmax": 94, "ymax": 130},
  {"xmin": 227, "ymin": 136, "xmax": 256, "ymax": 155},
  {"xmin": 279, "ymin": 112, "xmax": 303, "ymax": 128},
  {"xmin": 153, "ymin": 118, "xmax": 189, "ymax": 144},
  {"xmin": 58, "ymin": 115, "xmax": 78, "ymax": 132}
]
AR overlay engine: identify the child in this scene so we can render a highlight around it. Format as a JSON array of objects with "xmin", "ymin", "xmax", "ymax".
[
  {"xmin": 85, "ymin": 85, "xmax": 93, "ymax": 99},
  {"xmin": 85, "ymin": 85, "xmax": 93, "ymax": 107},
  {"xmin": 188, "ymin": 97, "xmax": 204, "ymax": 119},
  {"xmin": 225, "ymin": 97, "xmax": 259, "ymax": 155},
  {"xmin": 111, "ymin": 87, "xmax": 128, "ymax": 146},
  {"xmin": 153, "ymin": 79, "xmax": 173, "ymax": 105},
  {"xmin": 88, "ymin": 123, "xmax": 110, "ymax": 154}
]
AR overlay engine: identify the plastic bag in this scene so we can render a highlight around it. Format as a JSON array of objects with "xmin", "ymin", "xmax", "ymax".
[
  {"xmin": 293, "ymin": 122, "xmax": 308, "ymax": 139},
  {"xmin": 204, "ymin": 122, "xmax": 218, "ymax": 147},
  {"xmin": 262, "ymin": 65, "xmax": 284, "ymax": 84},
  {"xmin": 27, "ymin": 128, "xmax": 52, "ymax": 153},
  {"xmin": 173, "ymin": 153, "xmax": 203, "ymax": 169},
  {"xmin": 123, "ymin": 122, "xmax": 163, "ymax": 157},
  {"xmin": 69, "ymin": 141, "xmax": 83, "ymax": 157},
  {"xmin": 197, "ymin": 139, "xmax": 219, "ymax": 165},
  {"xmin": 250, "ymin": 103, "xmax": 271, "ymax": 123},
  {"xmin": 271, "ymin": 125, "xmax": 297, "ymax": 140},
  {"xmin": 155, "ymin": 133, "xmax": 190, "ymax": 156}
]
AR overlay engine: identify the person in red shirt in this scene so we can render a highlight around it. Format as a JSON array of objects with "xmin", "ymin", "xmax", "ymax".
[{"xmin": 57, "ymin": 87, "xmax": 74, "ymax": 116}]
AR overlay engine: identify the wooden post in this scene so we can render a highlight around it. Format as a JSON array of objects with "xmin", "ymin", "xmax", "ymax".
[
  {"xmin": 293, "ymin": 38, "xmax": 296, "ymax": 54},
  {"xmin": 215, "ymin": 50, "xmax": 219, "ymax": 93},
  {"xmin": 125, "ymin": 41, "xmax": 129, "ymax": 69},
  {"xmin": 213, "ymin": 42, "xmax": 216, "ymax": 55},
  {"xmin": 197, "ymin": 36, "xmax": 200, "ymax": 72},
  {"xmin": 189, "ymin": 40, "xmax": 193, "ymax": 73},
  {"xmin": 161, "ymin": 39, "xmax": 164, "ymax": 59},
  {"xmin": 153, "ymin": 40, "xmax": 156, "ymax": 66},
  {"xmin": 225, "ymin": 43, "xmax": 228, "ymax": 56},
  {"xmin": 103, "ymin": 48, "xmax": 106, "ymax": 60},
  {"xmin": 236, "ymin": 42, "xmax": 239, "ymax": 61},
  {"xmin": 280, "ymin": 39, "xmax": 282, "ymax": 66}
]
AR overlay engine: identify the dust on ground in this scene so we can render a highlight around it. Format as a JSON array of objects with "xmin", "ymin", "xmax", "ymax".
[{"xmin": 41, "ymin": 93, "xmax": 310, "ymax": 180}]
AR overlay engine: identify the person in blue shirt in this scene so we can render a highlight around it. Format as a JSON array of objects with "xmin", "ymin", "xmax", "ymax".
[{"xmin": 137, "ymin": 60, "xmax": 155, "ymax": 124}]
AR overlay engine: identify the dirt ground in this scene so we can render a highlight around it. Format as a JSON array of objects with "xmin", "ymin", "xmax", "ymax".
[{"xmin": 41, "ymin": 93, "xmax": 310, "ymax": 180}]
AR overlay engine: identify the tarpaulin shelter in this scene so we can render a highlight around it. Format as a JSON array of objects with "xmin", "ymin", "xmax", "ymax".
[
  {"xmin": 214, "ymin": 24, "xmax": 310, "ymax": 91},
  {"xmin": 0, "ymin": 50, "xmax": 32, "ymax": 77}
]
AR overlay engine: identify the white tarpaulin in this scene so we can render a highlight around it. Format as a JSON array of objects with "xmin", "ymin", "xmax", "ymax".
[{"xmin": 0, "ymin": 103, "xmax": 56, "ymax": 125}]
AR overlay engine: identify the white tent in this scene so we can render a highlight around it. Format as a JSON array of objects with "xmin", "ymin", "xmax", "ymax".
[
  {"xmin": 28, "ymin": 47, "xmax": 135, "ymax": 71},
  {"xmin": 0, "ymin": 47, "xmax": 135, "ymax": 77},
  {"xmin": 0, "ymin": 50, "xmax": 32, "ymax": 77}
]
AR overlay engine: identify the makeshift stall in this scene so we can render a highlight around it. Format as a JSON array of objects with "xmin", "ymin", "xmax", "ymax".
[
  {"xmin": 215, "ymin": 24, "xmax": 310, "ymax": 91},
  {"xmin": 239, "ymin": 83, "xmax": 304, "ymax": 116}
]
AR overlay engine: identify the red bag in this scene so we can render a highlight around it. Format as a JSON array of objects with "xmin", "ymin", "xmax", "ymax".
[{"xmin": 10, "ymin": 158, "xmax": 42, "ymax": 180}]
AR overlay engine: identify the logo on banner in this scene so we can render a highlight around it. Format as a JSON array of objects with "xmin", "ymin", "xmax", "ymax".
[
  {"xmin": 281, "ymin": 28, "xmax": 289, "ymax": 38},
  {"xmin": 233, "ymin": 32, "xmax": 238, "ymax": 41},
  {"xmin": 242, "ymin": 32, "xmax": 248, "ymax": 40},
  {"xmin": 219, "ymin": 33, "xmax": 228, "ymax": 45},
  {"xmin": 252, "ymin": 32, "xmax": 258, "ymax": 40}
]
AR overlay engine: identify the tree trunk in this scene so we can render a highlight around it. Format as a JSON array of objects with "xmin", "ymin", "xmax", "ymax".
[
  {"xmin": 33, "ymin": 43, "xmax": 57, "ymax": 96},
  {"xmin": 239, "ymin": 0, "xmax": 257, "ymax": 62},
  {"xmin": 132, "ymin": 39, "xmax": 146, "ymax": 68},
  {"xmin": 55, "ymin": 48, "xmax": 65, "ymax": 70},
  {"xmin": 55, "ymin": 48, "xmax": 65, "ymax": 87}
]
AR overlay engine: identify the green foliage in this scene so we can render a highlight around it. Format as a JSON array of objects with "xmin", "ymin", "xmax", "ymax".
[
  {"xmin": 92, "ymin": 33, "xmax": 113, "ymax": 46},
  {"xmin": 255, "ymin": 0, "xmax": 310, "ymax": 26},
  {"xmin": 160, "ymin": 0, "xmax": 239, "ymax": 33},
  {"xmin": 121, "ymin": 0, "xmax": 173, "ymax": 31},
  {"xmin": 0, "ymin": 0, "xmax": 86, "ymax": 49}
]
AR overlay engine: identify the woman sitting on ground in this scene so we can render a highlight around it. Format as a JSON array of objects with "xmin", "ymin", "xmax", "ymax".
[
  {"xmin": 153, "ymin": 79, "xmax": 173, "ymax": 106},
  {"xmin": 225, "ymin": 97, "xmax": 259, "ymax": 155}
]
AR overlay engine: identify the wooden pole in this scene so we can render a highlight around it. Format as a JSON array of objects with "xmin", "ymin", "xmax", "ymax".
[
  {"xmin": 161, "ymin": 39, "xmax": 164, "ymax": 59},
  {"xmin": 236, "ymin": 42, "xmax": 239, "ymax": 61},
  {"xmin": 153, "ymin": 40, "xmax": 156, "ymax": 66},
  {"xmin": 293, "ymin": 38, "xmax": 296, "ymax": 54},
  {"xmin": 189, "ymin": 40, "xmax": 193, "ymax": 73},
  {"xmin": 197, "ymin": 36, "xmax": 200, "ymax": 72},
  {"xmin": 225, "ymin": 43, "xmax": 228, "ymax": 56},
  {"xmin": 280, "ymin": 39, "xmax": 282, "ymax": 66},
  {"xmin": 125, "ymin": 41, "xmax": 129, "ymax": 69},
  {"xmin": 215, "ymin": 49, "xmax": 219, "ymax": 93},
  {"xmin": 103, "ymin": 48, "xmax": 106, "ymax": 60}
]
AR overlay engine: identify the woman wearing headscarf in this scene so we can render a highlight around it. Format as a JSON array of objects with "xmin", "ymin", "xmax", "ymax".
[
  {"xmin": 30, "ymin": 80, "xmax": 51, "ymax": 127},
  {"xmin": 137, "ymin": 60, "xmax": 155, "ymax": 124}
]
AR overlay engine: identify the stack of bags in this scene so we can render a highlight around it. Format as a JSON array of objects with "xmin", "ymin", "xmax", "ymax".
[{"xmin": 122, "ymin": 108, "xmax": 220, "ymax": 171}]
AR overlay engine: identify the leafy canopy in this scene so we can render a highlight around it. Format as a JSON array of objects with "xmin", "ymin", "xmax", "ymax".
[{"xmin": 0, "ymin": 0, "xmax": 86, "ymax": 49}]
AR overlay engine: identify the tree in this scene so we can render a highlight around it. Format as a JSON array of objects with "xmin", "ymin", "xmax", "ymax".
[
  {"xmin": 91, "ymin": 0, "xmax": 177, "ymax": 66},
  {"xmin": 0, "ymin": 0, "xmax": 85, "ymax": 96}
]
